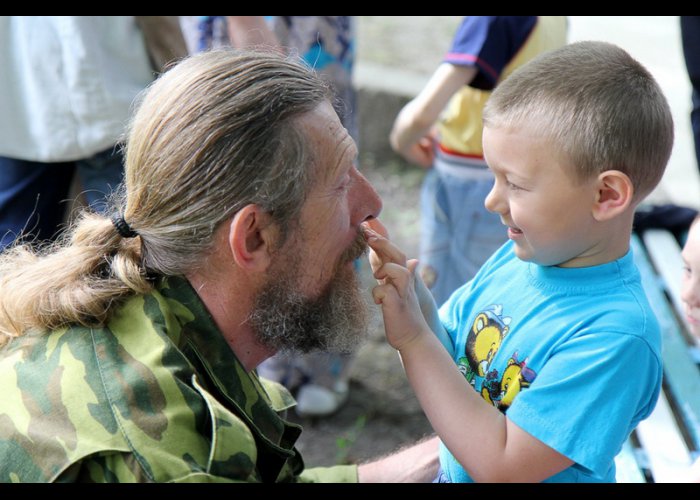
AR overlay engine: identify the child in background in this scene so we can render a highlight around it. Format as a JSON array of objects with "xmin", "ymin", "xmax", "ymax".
[
  {"xmin": 682, "ymin": 215, "xmax": 700, "ymax": 339},
  {"xmin": 681, "ymin": 214, "xmax": 700, "ymax": 482},
  {"xmin": 365, "ymin": 41, "xmax": 674, "ymax": 482},
  {"xmin": 390, "ymin": 16, "xmax": 567, "ymax": 306}
]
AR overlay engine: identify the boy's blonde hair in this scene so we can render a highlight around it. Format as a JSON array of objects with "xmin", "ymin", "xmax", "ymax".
[{"xmin": 483, "ymin": 40, "xmax": 674, "ymax": 201}]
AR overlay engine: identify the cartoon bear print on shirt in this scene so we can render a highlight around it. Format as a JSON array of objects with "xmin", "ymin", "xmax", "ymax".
[
  {"xmin": 458, "ymin": 305, "xmax": 537, "ymax": 412},
  {"xmin": 481, "ymin": 351, "xmax": 536, "ymax": 412},
  {"xmin": 458, "ymin": 305, "xmax": 511, "ymax": 385}
]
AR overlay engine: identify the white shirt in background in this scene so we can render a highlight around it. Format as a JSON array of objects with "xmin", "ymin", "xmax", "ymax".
[{"xmin": 0, "ymin": 16, "xmax": 154, "ymax": 162}]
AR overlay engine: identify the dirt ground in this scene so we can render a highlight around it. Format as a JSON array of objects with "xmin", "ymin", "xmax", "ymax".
[{"xmin": 287, "ymin": 17, "xmax": 463, "ymax": 469}]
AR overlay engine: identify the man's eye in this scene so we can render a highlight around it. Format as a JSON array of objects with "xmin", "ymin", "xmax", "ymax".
[{"xmin": 337, "ymin": 174, "xmax": 352, "ymax": 192}]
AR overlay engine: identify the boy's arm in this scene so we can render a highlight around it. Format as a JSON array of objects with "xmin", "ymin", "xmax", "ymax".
[
  {"xmin": 395, "ymin": 324, "xmax": 573, "ymax": 482},
  {"xmin": 365, "ymin": 226, "xmax": 573, "ymax": 482},
  {"xmin": 413, "ymin": 263, "xmax": 455, "ymax": 357},
  {"xmin": 390, "ymin": 63, "xmax": 477, "ymax": 167}
]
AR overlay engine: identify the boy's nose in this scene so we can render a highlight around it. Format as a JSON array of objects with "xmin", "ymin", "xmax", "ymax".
[{"xmin": 484, "ymin": 181, "xmax": 503, "ymax": 214}]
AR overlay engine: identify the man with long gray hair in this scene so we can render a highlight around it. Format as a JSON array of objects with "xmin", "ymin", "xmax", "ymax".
[{"xmin": 0, "ymin": 49, "xmax": 438, "ymax": 482}]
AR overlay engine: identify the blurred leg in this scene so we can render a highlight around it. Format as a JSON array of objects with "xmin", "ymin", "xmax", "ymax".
[
  {"xmin": 420, "ymin": 161, "xmax": 506, "ymax": 306},
  {"xmin": 75, "ymin": 146, "xmax": 124, "ymax": 214},
  {"xmin": 681, "ymin": 16, "xmax": 700, "ymax": 172},
  {"xmin": 444, "ymin": 176, "xmax": 505, "ymax": 290},
  {"xmin": 0, "ymin": 156, "xmax": 74, "ymax": 250},
  {"xmin": 418, "ymin": 168, "xmax": 452, "ymax": 307},
  {"xmin": 292, "ymin": 351, "xmax": 352, "ymax": 418}
]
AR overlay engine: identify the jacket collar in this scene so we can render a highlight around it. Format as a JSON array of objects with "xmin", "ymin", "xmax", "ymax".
[{"xmin": 155, "ymin": 277, "xmax": 303, "ymax": 459}]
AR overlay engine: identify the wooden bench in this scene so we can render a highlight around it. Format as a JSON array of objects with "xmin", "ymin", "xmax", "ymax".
[{"xmin": 614, "ymin": 230, "xmax": 700, "ymax": 482}]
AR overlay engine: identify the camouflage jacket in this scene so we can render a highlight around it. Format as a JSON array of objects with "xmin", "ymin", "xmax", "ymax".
[{"xmin": 0, "ymin": 276, "xmax": 357, "ymax": 483}]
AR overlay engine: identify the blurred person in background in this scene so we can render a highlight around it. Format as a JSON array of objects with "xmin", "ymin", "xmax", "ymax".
[
  {"xmin": 390, "ymin": 16, "xmax": 567, "ymax": 306},
  {"xmin": 0, "ymin": 16, "xmax": 186, "ymax": 251}
]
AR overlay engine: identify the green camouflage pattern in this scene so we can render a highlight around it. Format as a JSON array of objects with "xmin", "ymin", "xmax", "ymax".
[{"xmin": 0, "ymin": 276, "xmax": 357, "ymax": 483}]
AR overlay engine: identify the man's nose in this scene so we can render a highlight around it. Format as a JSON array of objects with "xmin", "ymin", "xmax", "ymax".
[{"xmin": 352, "ymin": 170, "xmax": 383, "ymax": 225}]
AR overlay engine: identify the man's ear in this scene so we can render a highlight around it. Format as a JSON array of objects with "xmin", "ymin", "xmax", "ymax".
[
  {"xmin": 592, "ymin": 170, "xmax": 634, "ymax": 222},
  {"xmin": 227, "ymin": 205, "xmax": 279, "ymax": 271}
]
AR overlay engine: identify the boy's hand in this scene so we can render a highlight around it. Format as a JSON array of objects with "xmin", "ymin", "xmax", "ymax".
[
  {"xmin": 362, "ymin": 221, "xmax": 432, "ymax": 351},
  {"xmin": 362, "ymin": 218, "xmax": 404, "ymax": 279}
]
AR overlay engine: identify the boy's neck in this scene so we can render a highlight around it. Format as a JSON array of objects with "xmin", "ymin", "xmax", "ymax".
[{"xmin": 558, "ymin": 212, "xmax": 634, "ymax": 268}]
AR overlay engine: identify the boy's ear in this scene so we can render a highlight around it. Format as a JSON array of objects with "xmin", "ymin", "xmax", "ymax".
[
  {"xmin": 592, "ymin": 170, "xmax": 634, "ymax": 221},
  {"xmin": 227, "ymin": 204, "xmax": 279, "ymax": 271}
]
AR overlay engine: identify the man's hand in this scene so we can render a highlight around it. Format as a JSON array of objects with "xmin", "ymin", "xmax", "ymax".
[{"xmin": 358, "ymin": 435, "xmax": 440, "ymax": 483}]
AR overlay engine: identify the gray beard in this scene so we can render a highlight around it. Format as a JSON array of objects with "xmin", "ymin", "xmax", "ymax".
[{"xmin": 249, "ymin": 234, "xmax": 370, "ymax": 354}]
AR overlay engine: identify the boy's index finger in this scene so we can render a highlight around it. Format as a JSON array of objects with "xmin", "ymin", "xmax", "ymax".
[
  {"xmin": 363, "ymin": 225, "xmax": 407, "ymax": 267},
  {"xmin": 363, "ymin": 218, "xmax": 389, "ymax": 238}
]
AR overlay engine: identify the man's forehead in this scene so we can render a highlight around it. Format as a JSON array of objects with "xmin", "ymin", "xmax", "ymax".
[
  {"xmin": 297, "ymin": 101, "xmax": 354, "ymax": 178},
  {"xmin": 297, "ymin": 100, "xmax": 343, "ymax": 135}
]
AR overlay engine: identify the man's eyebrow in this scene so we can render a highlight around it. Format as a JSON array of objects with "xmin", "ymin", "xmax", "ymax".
[
  {"xmin": 326, "ymin": 136, "xmax": 357, "ymax": 182},
  {"xmin": 349, "ymin": 144, "xmax": 359, "ymax": 167}
]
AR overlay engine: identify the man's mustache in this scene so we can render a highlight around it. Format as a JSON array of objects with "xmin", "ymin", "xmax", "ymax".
[{"xmin": 342, "ymin": 230, "xmax": 369, "ymax": 265}]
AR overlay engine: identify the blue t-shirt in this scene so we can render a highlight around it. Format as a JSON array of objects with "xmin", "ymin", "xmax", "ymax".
[
  {"xmin": 438, "ymin": 241, "xmax": 662, "ymax": 482},
  {"xmin": 445, "ymin": 16, "xmax": 538, "ymax": 90}
]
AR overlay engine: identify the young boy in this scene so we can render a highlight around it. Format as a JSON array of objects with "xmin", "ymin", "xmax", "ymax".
[{"xmin": 363, "ymin": 41, "xmax": 674, "ymax": 482}]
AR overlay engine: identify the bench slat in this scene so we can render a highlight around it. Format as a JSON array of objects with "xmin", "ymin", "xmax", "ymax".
[
  {"xmin": 635, "ymin": 389, "xmax": 692, "ymax": 482},
  {"xmin": 614, "ymin": 438, "xmax": 647, "ymax": 483},
  {"xmin": 642, "ymin": 230, "xmax": 686, "ymax": 318}
]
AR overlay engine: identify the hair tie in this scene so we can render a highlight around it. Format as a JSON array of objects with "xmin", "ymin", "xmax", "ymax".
[{"xmin": 111, "ymin": 214, "xmax": 138, "ymax": 239}]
